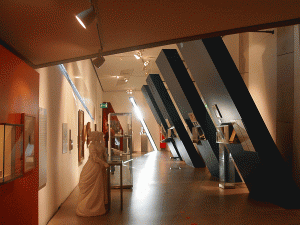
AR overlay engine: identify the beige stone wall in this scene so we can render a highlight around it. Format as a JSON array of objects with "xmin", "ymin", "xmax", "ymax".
[{"xmin": 37, "ymin": 59, "xmax": 103, "ymax": 225}]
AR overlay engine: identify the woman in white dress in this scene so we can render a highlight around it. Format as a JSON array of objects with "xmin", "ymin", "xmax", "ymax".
[{"xmin": 76, "ymin": 131, "xmax": 109, "ymax": 217}]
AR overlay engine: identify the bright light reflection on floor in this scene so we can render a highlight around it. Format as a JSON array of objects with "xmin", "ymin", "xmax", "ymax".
[
  {"xmin": 143, "ymin": 152, "xmax": 152, "ymax": 156},
  {"xmin": 132, "ymin": 151, "xmax": 158, "ymax": 202}
]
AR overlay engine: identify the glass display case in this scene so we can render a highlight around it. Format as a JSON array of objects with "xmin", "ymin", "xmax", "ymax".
[
  {"xmin": 0, "ymin": 123, "xmax": 24, "ymax": 184},
  {"xmin": 108, "ymin": 113, "xmax": 133, "ymax": 188}
]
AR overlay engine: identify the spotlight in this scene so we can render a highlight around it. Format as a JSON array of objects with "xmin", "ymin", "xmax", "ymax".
[
  {"xmin": 134, "ymin": 51, "xmax": 142, "ymax": 59},
  {"xmin": 124, "ymin": 78, "xmax": 129, "ymax": 82},
  {"xmin": 126, "ymin": 90, "xmax": 133, "ymax": 94},
  {"xmin": 75, "ymin": 6, "xmax": 96, "ymax": 29},
  {"xmin": 92, "ymin": 55, "xmax": 105, "ymax": 68},
  {"xmin": 144, "ymin": 60, "xmax": 150, "ymax": 66}
]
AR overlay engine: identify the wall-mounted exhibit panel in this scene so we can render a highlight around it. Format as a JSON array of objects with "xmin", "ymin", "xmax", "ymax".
[
  {"xmin": 177, "ymin": 37, "xmax": 300, "ymax": 208},
  {"xmin": 141, "ymin": 85, "xmax": 181, "ymax": 159},
  {"xmin": 156, "ymin": 49, "xmax": 221, "ymax": 178},
  {"xmin": 146, "ymin": 74, "xmax": 205, "ymax": 168}
]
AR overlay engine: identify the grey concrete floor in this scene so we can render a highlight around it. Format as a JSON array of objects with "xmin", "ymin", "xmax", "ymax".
[{"xmin": 48, "ymin": 150, "xmax": 300, "ymax": 225}]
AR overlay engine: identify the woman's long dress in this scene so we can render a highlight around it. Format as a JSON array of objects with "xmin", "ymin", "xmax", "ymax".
[{"xmin": 76, "ymin": 141, "xmax": 108, "ymax": 217}]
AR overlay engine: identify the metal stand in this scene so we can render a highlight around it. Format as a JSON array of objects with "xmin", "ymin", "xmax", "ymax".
[
  {"xmin": 107, "ymin": 160, "xmax": 123, "ymax": 211},
  {"xmin": 219, "ymin": 144, "xmax": 235, "ymax": 189}
]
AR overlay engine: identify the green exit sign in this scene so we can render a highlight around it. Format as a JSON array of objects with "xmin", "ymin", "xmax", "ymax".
[{"xmin": 100, "ymin": 103, "xmax": 108, "ymax": 108}]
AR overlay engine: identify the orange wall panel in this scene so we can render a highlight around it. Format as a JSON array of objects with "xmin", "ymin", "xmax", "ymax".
[{"xmin": 0, "ymin": 45, "xmax": 39, "ymax": 225}]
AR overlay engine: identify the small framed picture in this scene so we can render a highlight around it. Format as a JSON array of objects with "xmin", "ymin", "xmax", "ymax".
[
  {"xmin": 78, "ymin": 110, "xmax": 84, "ymax": 162},
  {"xmin": 62, "ymin": 123, "xmax": 68, "ymax": 154}
]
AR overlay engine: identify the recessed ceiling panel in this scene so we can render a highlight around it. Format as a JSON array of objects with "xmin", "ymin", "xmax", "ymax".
[
  {"xmin": 94, "ymin": 0, "xmax": 300, "ymax": 52},
  {"xmin": 96, "ymin": 45, "xmax": 177, "ymax": 92},
  {"xmin": 1, "ymin": 0, "xmax": 299, "ymax": 68}
]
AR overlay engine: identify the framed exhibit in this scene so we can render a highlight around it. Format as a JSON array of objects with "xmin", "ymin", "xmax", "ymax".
[
  {"xmin": 62, "ymin": 123, "xmax": 68, "ymax": 154},
  {"xmin": 21, "ymin": 113, "xmax": 36, "ymax": 173},
  {"xmin": 78, "ymin": 110, "xmax": 84, "ymax": 162}
]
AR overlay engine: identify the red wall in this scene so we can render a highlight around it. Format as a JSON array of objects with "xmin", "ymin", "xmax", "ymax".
[{"xmin": 0, "ymin": 45, "xmax": 39, "ymax": 224}]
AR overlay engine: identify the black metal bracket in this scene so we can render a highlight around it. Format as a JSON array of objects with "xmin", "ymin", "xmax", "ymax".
[{"xmin": 170, "ymin": 156, "xmax": 180, "ymax": 160}]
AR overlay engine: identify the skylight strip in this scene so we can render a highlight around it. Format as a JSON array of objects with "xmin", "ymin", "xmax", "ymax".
[{"xmin": 58, "ymin": 64, "xmax": 94, "ymax": 121}]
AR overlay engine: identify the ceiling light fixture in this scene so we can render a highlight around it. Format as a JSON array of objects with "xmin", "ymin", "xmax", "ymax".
[
  {"xmin": 144, "ymin": 60, "xmax": 150, "ymax": 66},
  {"xmin": 134, "ymin": 51, "xmax": 142, "ymax": 59},
  {"xmin": 75, "ymin": 6, "xmax": 96, "ymax": 29},
  {"xmin": 92, "ymin": 55, "xmax": 105, "ymax": 68},
  {"xmin": 124, "ymin": 78, "xmax": 129, "ymax": 82},
  {"xmin": 126, "ymin": 90, "xmax": 133, "ymax": 94}
]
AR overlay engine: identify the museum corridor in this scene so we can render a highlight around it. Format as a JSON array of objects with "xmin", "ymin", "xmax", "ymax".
[{"xmin": 47, "ymin": 150, "xmax": 300, "ymax": 225}]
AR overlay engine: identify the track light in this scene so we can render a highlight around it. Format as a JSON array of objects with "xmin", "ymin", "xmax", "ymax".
[
  {"xmin": 92, "ymin": 55, "xmax": 105, "ymax": 68},
  {"xmin": 143, "ymin": 63, "xmax": 150, "ymax": 71},
  {"xmin": 144, "ymin": 60, "xmax": 150, "ymax": 66},
  {"xmin": 76, "ymin": 6, "xmax": 96, "ymax": 29},
  {"xmin": 126, "ymin": 90, "xmax": 133, "ymax": 94},
  {"xmin": 134, "ymin": 51, "xmax": 142, "ymax": 59}
]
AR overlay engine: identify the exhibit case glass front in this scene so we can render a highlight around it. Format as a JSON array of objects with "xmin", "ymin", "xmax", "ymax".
[
  {"xmin": 22, "ymin": 114, "xmax": 36, "ymax": 173},
  {"xmin": 0, "ymin": 123, "xmax": 24, "ymax": 184},
  {"xmin": 108, "ymin": 113, "xmax": 133, "ymax": 188}
]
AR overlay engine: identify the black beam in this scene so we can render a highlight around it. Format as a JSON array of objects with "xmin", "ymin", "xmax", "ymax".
[
  {"xmin": 156, "ymin": 50, "xmax": 221, "ymax": 178},
  {"xmin": 146, "ymin": 74, "xmax": 205, "ymax": 168},
  {"xmin": 177, "ymin": 37, "xmax": 300, "ymax": 208},
  {"xmin": 141, "ymin": 85, "xmax": 182, "ymax": 159}
]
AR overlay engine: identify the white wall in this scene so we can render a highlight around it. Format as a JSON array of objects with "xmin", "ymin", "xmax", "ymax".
[
  {"xmin": 225, "ymin": 28, "xmax": 300, "ymax": 188},
  {"xmin": 103, "ymin": 91, "xmax": 160, "ymax": 152},
  {"xmin": 37, "ymin": 59, "xmax": 103, "ymax": 225},
  {"xmin": 223, "ymin": 34, "xmax": 240, "ymax": 69},
  {"xmin": 248, "ymin": 30, "xmax": 277, "ymax": 141},
  {"xmin": 224, "ymin": 32, "xmax": 277, "ymax": 142}
]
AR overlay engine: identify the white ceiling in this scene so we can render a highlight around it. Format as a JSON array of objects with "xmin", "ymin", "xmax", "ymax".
[{"xmin": 95, "ymin": 44, "xmax": 179, "ymax": 92}]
